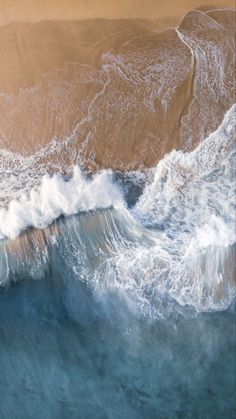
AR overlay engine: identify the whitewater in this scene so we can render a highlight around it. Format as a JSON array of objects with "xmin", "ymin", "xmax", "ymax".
[
  {"xmin": 0, "ymin": 104, "xmax": 235, "ymax": 319},
  {"xmin": 0, "ymin": 7, "xmax": 235, "ymax": 418}
]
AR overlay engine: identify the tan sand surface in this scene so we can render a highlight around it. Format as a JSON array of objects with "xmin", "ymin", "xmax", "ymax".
[
  {"xmin": 0, "ymin": 0, "xmax": 234, "ymax": 24},
  {"xmin": 0, "ymin": 2, "xmax": 235, "ymax": 175}
]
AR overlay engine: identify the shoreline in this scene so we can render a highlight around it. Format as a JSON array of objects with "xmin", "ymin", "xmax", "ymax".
[{"xmin": 0, "ymin": 7, "xmax": 235, "ymax": 175}]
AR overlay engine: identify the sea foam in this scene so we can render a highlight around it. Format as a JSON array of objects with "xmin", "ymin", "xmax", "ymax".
[
  {"xmin": 0, "ymin": 105, "xmax": 235, "ymax": 316},
  {"xmin": 0, "ymin": 167, "xmax": 124, "ymax": 240}
]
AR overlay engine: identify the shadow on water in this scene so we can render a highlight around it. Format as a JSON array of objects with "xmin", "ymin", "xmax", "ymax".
[{"xmin": 0, "ymin": 257, "xmax": 235, "ymax": 419}]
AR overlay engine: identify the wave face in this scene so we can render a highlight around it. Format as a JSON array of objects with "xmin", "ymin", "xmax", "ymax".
[{"xmin": 1, "ymin": 104, "xmax": 235, "ymax": 319}]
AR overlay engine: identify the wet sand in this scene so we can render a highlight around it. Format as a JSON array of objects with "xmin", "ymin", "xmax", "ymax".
[
  {"xmin": 0, "ymin": 0, "xmax": 234, "ymax": 24},
  {"xmin": 0, "ymin": 2, "xmax": 235, "ymax": 173}
]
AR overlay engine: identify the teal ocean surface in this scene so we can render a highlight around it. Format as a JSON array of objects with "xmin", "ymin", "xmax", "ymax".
[{"xmin": 0, "ymin": 105, "xmax": 235, "ymax": 418}]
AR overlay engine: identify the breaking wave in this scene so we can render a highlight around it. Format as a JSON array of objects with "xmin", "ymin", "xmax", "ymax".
[{"xmin": 0, "ymin": 104, "xmax": 235, "ymax": 319}]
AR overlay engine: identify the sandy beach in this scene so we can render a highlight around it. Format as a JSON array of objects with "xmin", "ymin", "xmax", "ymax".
[
  {"xmin": 0, "ymin": 0, "xmax": 234, "ymax": 24},
  {"xmin": 0, "ymin": 1, "xmax": 235, "ymax": 173}
]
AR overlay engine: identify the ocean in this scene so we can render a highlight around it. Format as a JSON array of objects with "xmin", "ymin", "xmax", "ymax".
[{"xmin": 0, "ymin": 5, "xmax": 235, "ymax": 419}]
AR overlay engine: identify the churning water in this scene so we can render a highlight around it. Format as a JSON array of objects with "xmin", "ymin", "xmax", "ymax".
[{"xmin": 0, "ymin": 104, "xmax": 235, "ymax": 418}]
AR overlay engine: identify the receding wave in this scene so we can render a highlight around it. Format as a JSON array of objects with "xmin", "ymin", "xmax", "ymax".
[{"xmin": 0, "ymin": 9, "xmax": 235, "ymax": 180}]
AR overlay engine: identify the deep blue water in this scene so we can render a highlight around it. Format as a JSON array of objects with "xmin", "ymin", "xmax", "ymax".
[{"xmin": 0, "ymin": 258, "xmax": 235, "ymax": 419}]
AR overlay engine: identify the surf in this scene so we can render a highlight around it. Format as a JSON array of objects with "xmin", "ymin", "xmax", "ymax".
[{"xmin": 1, "ymin": 104, "xmax": 235, "ymax": 319}]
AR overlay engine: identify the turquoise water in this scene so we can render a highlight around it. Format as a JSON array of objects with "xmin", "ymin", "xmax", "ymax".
[
  {"xmin": 0, "ymin": 211, "xmax": 235, "ymax": 419},
  {"xmin": 0, "ymin": 104, "xmax": 235, "ymax": 418},
  {"xmin": 0, "ymin": 266, "xmax": 235, "ymax": 419}
]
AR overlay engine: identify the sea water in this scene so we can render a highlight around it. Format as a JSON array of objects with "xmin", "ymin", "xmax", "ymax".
[{"xmin": 0, "ymin": 105, "xmax": 235, "ymax": 418}]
